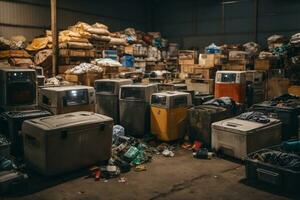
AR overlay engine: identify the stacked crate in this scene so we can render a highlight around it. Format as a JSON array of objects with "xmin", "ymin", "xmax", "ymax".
[
  {"xmin": 184, "ymin": 53, "xmax": 223, "ymax": 94},
  {"xmin": 222, "ymin": 51, "xmax": 251, "ymax": 71},
  {"xmin": 179, "ymin": 50, "xmax": 198, "ymax": 79},
  {"xmin": 254, "ymin": 55, "xmax": 289, "ymax": 100},
  {"xmin": 59, "ymin": 49, "xmax": 95, "ymax": 74}
]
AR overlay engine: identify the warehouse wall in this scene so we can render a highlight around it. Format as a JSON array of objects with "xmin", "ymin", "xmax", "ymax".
[
  {"xmin": 152, "ymin": 0, "xmax": 300, "ymax": 50},
  {"xmin": 0, "ymin": 0, "xmax": 148, "ymax": 40}
]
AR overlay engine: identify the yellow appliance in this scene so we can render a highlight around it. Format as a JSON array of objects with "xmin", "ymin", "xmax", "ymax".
[{"xmin": 151, "ymin": 91, "xmax": 192, "ymax": 141}]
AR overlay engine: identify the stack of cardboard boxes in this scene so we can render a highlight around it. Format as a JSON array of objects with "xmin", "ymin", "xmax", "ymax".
[{"xmin": 180, "ymin": 52, "xmax": 222, "ymax": 95}]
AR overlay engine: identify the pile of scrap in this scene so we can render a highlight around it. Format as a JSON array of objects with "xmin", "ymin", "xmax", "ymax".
[{"xmin": 0, "ymin": 36, "xmax": 33, "ymax": 67}]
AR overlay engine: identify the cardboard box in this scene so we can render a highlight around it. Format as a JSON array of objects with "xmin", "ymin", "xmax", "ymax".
[
  {"xmin": 186, "ymin": 78, "xmax": 214, "ymax": 94},
  {"xmin": 222, "ymin": 63, "xmax": 247, "ymax": 71},
  {"xmin": 65, "ymin": 72, "xmax": 103, "ymax": 86},
  {"xmin": 82, "ymin": 72, "xmax": 103, "ymax": 86},
  {"xmin": 193, "ymin": 67, "xmax": 216, "ymax": 79},
  {"xmin": 180, "ymin": 64, "xmax": 199, "ymax": 74},
  {"xmin": 228, "ymin": 51, "xmax": 249, "ymax": 61},
  {"xmin": 199, "ymin": 54, "xmax": 222, "ymax": 68},
  {"xmin": 288, "ymin": 85, "xmax": 300, "ymax": 97},
  {"xmin": 255, "ymin": 58, "xmax": 277, "ymax": 70},
  {"xmin": 65, "ymin": 74, "xmax": 80, "ymax": 83},
  {"xmin": 124, "ymin": 45, "xmax": 134, "ymax": 55},
  {"xmin": 179, "ymin": 50, "xmax": 197, "ymax": 65},
  {"xmin": 267, "ymin": 77, "xmax": 290, "ymax": 100}
]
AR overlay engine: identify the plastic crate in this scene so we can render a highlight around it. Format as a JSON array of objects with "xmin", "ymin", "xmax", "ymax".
[
  {"xmin": 0, "ymin": 135, "xmax": 10, "ymax": 158},
  {"xmin": 245, "ymin": 144, "xmax": 300, "ymax": 193}
]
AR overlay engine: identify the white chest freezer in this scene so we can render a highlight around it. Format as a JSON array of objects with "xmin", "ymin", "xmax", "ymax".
[
  {"xmin": 22, "ymin": 111, "xmax": 113, "ymax": 176},
  {"xmin": 211, "ymin": 117, "xmax": 282, "ymax": 159}
]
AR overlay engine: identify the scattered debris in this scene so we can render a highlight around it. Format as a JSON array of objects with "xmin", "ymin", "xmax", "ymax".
[
  {"xmin": 118, "ymin": 177, "xmax": 127, "ymax": 183},
  {"xmin": 134, "ymin": 165, "xmax": 147, "ymax": 172},
  {"xmin": 66, "ymin": 62, "xmax": 103, "ymax": 75},
  {"xmin": 87, "ymin": 166, "xmax": 101, "ymax": 181},
  {"xmin": 192, "ymin": 141, "xmax": 202, "ymax": 152},
  {"xmin": 162, "ymin": 149, "xmax": 175, "ymax": 157},
  {"xmin": 93, "ymin": 58, "xmax": 122, "ymax": 67},
  {"xmin": 193, "ymin": 148, "xmax": 214, "ymax": 160},
  {"xmin": 181, "ymin": 142, "xmax": 193, "ymax": 150}
]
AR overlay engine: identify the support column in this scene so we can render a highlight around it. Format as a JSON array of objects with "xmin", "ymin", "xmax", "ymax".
[{"xmin": 51, "ymin": 0, "xmax": 58, "ymax": 76}]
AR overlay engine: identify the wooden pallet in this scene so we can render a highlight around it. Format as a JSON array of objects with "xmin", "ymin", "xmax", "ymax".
[
  {"xmin": 59, "ymin": 49, "xmax": 95, "ymax": 58},
  {"xmin": 59, "ymin": 57, "xmax": 91, "ymax": 65},
  {"xmin": 65, "ymin": 72, "xmax": 103, "ymax": 86}
]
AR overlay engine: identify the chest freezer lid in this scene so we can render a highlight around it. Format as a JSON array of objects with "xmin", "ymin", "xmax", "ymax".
[
  {"xmin": 26, "ymin": 111, "xmax": 112, "ymax": 130},
  {"xmin": 1, "ymin": 110, "xmax": 51, "ymax": 119},
  {"xmin": 212, "ymin": 118, "xmax": 280, "ymax": 135}
]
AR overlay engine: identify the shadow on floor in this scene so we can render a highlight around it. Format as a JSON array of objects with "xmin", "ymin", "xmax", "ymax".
[
  {"xmin": 239, "ymin": 177, "xmax": 300, "ymax": 199},
  {"xmin": 2, "ymin": 168, "xmax": 91, "ymax": 198}
]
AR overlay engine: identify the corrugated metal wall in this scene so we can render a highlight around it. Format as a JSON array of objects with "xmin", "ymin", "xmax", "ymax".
[
  {"xmin": 152, "ymin": 0, "xmax": 300, "ymax": 49},
  {"xmin": 0, "ymin": 0, "xmax": 148, "ymax": 40}
]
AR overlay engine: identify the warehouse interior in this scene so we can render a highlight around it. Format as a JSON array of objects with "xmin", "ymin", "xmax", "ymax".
[{"xmin": 0, "ymin": 0, "xmax": 300, "ymax": 199}]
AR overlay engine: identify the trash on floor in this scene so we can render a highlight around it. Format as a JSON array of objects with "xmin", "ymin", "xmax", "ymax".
[
  {"xmin": 134, "ymin": 165, "xmax": 147, "ymax": 172},
  {"xmin": 193, "ymin": 148, "xmax": 214, "ymax": 159}
]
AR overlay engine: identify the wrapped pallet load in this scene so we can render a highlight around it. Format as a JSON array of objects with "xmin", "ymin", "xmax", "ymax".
[
  {"xmin": 93, "ymin": 58, "xmax": 122, "ymax": 78},
  {"xmin": 65, "ymin": 62, "xmax": 103, "ymax": 86}
]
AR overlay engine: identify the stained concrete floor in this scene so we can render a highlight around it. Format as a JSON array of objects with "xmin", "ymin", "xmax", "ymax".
[{"xmin": 1, "ymin": 149, "xmax": 298, "ymax": 200}]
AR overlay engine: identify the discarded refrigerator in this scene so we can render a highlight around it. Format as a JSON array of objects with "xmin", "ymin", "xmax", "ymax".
[
  {"xmin": 212, "ymin": 113, "xmax": 282, "ymax": 159},
  {"xmin": 22, "ymin": 111, "xmax": 113, "ymax": 176},
  {"xmin": 151, "ymin": 91, "xmax": 192, "ymax": 141},
  {"xmin": 119, "ymin": 84, "xmax": 158, "ymax": 137},
  {"xmin": 0, "ymin": 110, "xmax": 51, "ymax": 157},
  {"xmin": 94, "ymin": 79, "xmax": 133, "ymax": 124},
  {"xmin": 0, "ymin": 67, "xmax": 37, "ymax": 112},
  {"xmin": 246, "ymin": 70, "xmax": 266, "ymax": 105},
  {"xmin": 215, "ymin": 71, "xmax": 247, "ymax": 103},
  {"xmin": 38, "ymin": 85, "xmax": 96, "ymax": 115}
]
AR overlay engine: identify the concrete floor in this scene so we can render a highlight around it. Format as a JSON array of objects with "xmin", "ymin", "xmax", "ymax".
[{"xmin": 1, "ymin": 149, "xmax": 298, "ymax": 200}]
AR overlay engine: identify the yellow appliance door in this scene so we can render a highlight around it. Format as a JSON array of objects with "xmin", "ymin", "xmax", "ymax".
[{"xmin": 151, "ymin": 106, "xmax": 187, "ymax": 141}]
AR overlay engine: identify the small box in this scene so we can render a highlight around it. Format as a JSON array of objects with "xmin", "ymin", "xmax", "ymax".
[
  {"xmin": 186, "ymin": 78, "xmax": 214, "ymax": 94},
  {"xmin": 124, "ymin": 45, "xmax": 134, "ymax": 55},
  {"xmin": 199, "ymin": 54, "xmax": 222, "ymax": 68},
  {"xmin": 222, "ymin": 61, "xmax": 247, "ymax": 71},
  {"xmin": 181, "ymin": 64, "xmax": 197, "ymax": 74},
  {"xmin": 193, "ymin": 67, "xmax": 216, "ymax": 79},
  {"xmin": 255, "ymin": 58, "xmax": 277, "ymax": 70},
  {"xmin": 228, "ymin": 51, "xmax": 249, "ymax": 61},
  {"xmin": 179, "ymin": 50, "xmax": 197, "ymax": 65},
  {"xmin": 65, "ymin": 74, "xmax": 80, "ymax": 83}
]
